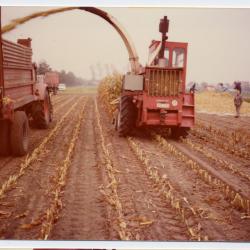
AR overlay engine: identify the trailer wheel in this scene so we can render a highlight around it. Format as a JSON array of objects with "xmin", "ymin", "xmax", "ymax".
[
  {"xmin": 171, "ymin": 127, "xmax": 189, "ymax": 139},
  {"xmin": 10, "ymin": 111, "xmax": 29, "ymax": 156},
  {"xmin": 32, "ymin": 91, "xmax": 52, "ymax": 129},
  {"xmin": 117, "ymin": 95, "xmax": 136, "ymax": 136},
  {"xmin": 0, "ymin": 120, "xmax": 11, "ymax": 156}
]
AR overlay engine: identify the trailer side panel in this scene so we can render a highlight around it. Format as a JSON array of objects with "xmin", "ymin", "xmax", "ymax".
[{"xmin": 2, "ymin": 39, "xmax": 36, "ymax": 107}]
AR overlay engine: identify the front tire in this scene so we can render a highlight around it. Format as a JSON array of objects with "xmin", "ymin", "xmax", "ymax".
[
  {"xmin": 117, "ymin": 95, "xmax": 136, "ymax": 136},
  {"xmin": 10, "ymin": 111, "xmax": 29, "ymax": 156}
]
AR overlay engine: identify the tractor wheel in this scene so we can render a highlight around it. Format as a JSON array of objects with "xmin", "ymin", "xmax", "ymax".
[
  {"xmin": 171, "ymin": 127, "xmax": 190, "ymax": 139},
  {"xmin": 112, "ymin": 108, "xmax": 119, "ymax": 131},
  {"xmin": 10, "ymin": 111, "xmax": 29, "ymax": 156},
  {"xmin": 117, "ymin": 95, "xmax": 136, "ymax": 136},
  {"xmin": 0, "ymin": 120, "xmax": 11, "ymax": 156},
  {"xmin": 32, "ymin": 91, "xmax": 53, "ymax": 129}
]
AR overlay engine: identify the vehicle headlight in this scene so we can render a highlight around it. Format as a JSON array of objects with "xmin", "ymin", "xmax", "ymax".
[{"xmin": 172, "ymin": 99, "xmax": 178, "ymax": 106}]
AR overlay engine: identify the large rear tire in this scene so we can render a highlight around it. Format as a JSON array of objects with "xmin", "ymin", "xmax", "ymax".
[
  {"xmin": 117, "ymin": 95, "xmax": 136, "ymax": 137},
  {"xmin": 171, "ymin": 127, "xmax": 190, "ymax": 139},
  {"xmin": 10, "ymin": 111, "xmax": 29, "ymax": 156},
  {"xmin": 0, "ymin": 120, "xmax": 11, "ymax": 156},
  {"xmin": 112, "ymin": 108, "xmax": 119, "ymax": 131},
  {"xmin": 32, "ymin": 91, "xmax": 52, "ymax": 129}
]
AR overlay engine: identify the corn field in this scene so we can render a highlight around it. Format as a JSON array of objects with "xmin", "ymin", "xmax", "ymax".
[
  {"xmin": 0, "ymin": 4, "xmax": 249, "ymax": 244},
  {"xmin": 98, "ymin": 74, "xmax": 123, "ymax": 115},
  {"xmin": 0, "ymin": 79, "xmax": 249, "ymax": 241}
]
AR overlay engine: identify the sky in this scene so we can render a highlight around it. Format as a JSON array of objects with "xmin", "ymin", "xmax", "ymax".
[{"xmin": 1, "ymin": 6, "xmax": 250, "ymax": 84}]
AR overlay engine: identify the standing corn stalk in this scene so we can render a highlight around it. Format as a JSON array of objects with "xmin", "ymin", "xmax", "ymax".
[{"xmin": 98, "ymin": 73, "xmax": 122, "ymax": 116}]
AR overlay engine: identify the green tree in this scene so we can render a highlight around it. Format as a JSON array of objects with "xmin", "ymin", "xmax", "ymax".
[{"xmin": 37, "ymin": 60, "xmax": 52, "ymax": 75}]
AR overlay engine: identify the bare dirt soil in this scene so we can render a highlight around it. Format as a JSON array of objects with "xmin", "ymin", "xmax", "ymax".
[{"xmin": 0, "ymin": 93, "xmax": 249, "ymax": 241}]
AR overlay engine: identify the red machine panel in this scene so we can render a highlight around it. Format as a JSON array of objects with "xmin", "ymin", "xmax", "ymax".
[
  {"xmin": 1, "ymin": 38, "xmax": 36, "ymax": 110},
  {"xmin": 45, "ymin": 71, "xmax": 59, "ymax": 88}
]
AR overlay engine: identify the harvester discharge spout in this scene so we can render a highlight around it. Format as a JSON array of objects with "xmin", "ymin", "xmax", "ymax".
[
  {"xmin": 159, "ymin": 16, "xmax": 169, "ymax": 59},
  {"xmin": 79, "ymin": 7, "xmax": 141, "ymax": 74}
]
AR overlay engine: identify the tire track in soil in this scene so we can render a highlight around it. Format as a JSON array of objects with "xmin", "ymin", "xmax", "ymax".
[
  {"xmin": 0, "ymin": 97, "xmax": 86, "ymax": 239},
  {"xmin": 51, "ymin": 94, "xmax": 66, "ymax": 106},
  {"xmin": 95, "ymin": 99, "xmax": 130, "ymax": 240},
  {"xmin": 197, "ymin": 113, "xmax": 250, "ymax": 131},
  {"xmin": 168, "ymin": 139, "xmax": 250, "ymax": 211},
  {"xmin": 182, "ymin": 136, "xmax": 250, "ymax": 181},
  {"xmin": 51, "ymin": 94, "xmax": 90, "ymax": 112},
  {"xmin": 39, "ymin": 98, "xmax": 88, "ymax": 239},
  {"xmin": 188, "ymin": 127, "xmax": 250, "ymax": 184},
  {"xmin": 133, "ymin": 135, "xmax": 250, "ymax": 241},
  {"xmin": 98, "ymin": 101, "xmax": 190, "ymax": 241},
  {"xmin": 194, "ymin": 121, "xmax": 250, "ymax": 148},
  {"xmin": 196, "ymin": 115, "xmax": 250, "ymax": 142},
  {"xmin": 50, "ymin": 98, "xmax": 110, "ymax": 240},
  {"xmin": 191, "ymin": 123, "xmax": 250, "ymax": 161},
  {"xmin": 188, "ymin": 131, "xmax": 250, "ymax": 163},
  {"xmin": 0, "ymin": 95, "xmax": 80, "ymax": 186},
  {"xmin": 51, "ymin": 94, "xmax": 62, "ymax": 102},
  {"xmin": 53, "ymin": 94, "xmax": 76, "ymax": 113}
]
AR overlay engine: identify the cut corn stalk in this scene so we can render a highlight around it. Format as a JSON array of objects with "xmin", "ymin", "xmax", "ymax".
[
  {"xmin": 95, "ymin": 99, "xmax": 131, "ymax": 240},
  {"xmin": 0, "ymin": 98, "xmax": 84, "ymax": 199},
  {"xmin": 39, "ymin": 99, "xmax": 88, "ymax": 239},
  {"xmin": 127, "ymin": 137, "xmax": 208, "ymax": 241},
  {"xmin": 153, "ymin": 133, "xmax": 250, "ymax": 215}
]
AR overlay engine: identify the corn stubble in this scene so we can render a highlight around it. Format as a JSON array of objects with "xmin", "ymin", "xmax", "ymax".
[
  {"xmin": 127, "ymin": 137, "xmax": 207, "ymax": 241},
  {"xmin": 95, "ymin": 99, "xmax": 131, "ymax": 240},
  {"xmin": 153, "ymin": 134, "xmax": 250, "ymax": 215},
  {"xmin": 193, "ymin": 122, "xmax": 250, "ymax": 160},
  {"xmin": 98, "ymin": 74, "xmax": 250, "ymax": 240},
  {"xmin": 39, "ymin": 99, "xmax": 88, "ymax": 239},
  {"xmin": 0, "ymin": 100, "xmax": 81, "ymax": 200},
  {"xmin": 182, "ymin": 137, "xmax": 250, "ymax": 182}
]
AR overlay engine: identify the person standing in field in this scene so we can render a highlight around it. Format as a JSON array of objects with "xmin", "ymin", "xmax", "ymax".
[{"xmin": 234, "ymin": 81, "xmax": 243, "ymax": 118}]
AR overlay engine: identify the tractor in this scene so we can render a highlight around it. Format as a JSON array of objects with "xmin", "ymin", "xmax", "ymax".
[{"xmin": 115, "ymin": 16, "xmax": 194, "ymax": 138}]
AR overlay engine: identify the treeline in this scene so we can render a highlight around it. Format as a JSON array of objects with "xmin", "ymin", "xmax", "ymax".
[
  {"xmin": 187, "ymin": 81, "xmax": 250, "ymax": 93},
  {"xmin": 59, "ymin": 70, "xmax": 89, "ymax": 86},
  {"xmin": 37, "ymin": 60, "xmax": 96, "ymax": 86}
]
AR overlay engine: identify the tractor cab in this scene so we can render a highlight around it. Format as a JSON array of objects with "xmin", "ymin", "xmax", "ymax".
[
  {"xmin": 146, "ymin": 40, "xmax": 188, "ymax": 95},
  {"xmin": 148, "ymin": 40, "xmax": 187, "ymax": 70}
]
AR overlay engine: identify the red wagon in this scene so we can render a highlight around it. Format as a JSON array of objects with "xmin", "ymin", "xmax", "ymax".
[{"xmin": 0, "ymin": 10, "xmax": 53, "ymax": 156}]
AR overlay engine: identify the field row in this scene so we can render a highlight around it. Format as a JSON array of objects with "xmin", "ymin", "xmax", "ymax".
[{"xmin": 0, "ymin": 93, "xmax": 249, "ymax": 241}]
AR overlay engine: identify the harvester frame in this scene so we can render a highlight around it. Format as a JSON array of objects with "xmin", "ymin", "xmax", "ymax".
[{"xmin": 116, "ymin": 16, "xmax": 195, "ymax": 138}]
